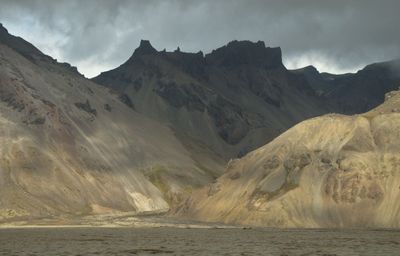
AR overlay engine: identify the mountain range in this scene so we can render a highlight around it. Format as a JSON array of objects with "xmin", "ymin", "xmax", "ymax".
[
  {"xmin": 1, "ymin": 23, "xmax": 399, "ymax": 227},
  {"xmin": 93, "ymin": 39, "xmax": 400, "ymax": 159}
]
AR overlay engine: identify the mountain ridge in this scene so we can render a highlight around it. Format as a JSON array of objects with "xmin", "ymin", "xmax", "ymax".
[
  {"xmin": 1, "ymin": 24, "xmax": 400, "ymax": 227},
  {"xmin": 93, "ymin": 39, "xmax": 328, "ymax": 160}
]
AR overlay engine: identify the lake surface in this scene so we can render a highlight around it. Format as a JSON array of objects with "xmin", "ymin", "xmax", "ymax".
[{"xmin": 0, "ymin": 227, "xmax": 399, "ymax": 255}]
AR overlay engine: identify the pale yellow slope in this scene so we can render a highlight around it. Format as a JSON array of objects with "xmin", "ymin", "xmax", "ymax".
[{"xmin": 179, "ymin": 91, "xmax": 400, "ymax": 228}]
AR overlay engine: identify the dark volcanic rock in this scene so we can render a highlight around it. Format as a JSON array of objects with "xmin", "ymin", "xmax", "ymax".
[
  {"xmin": 207, "ymin": 96, "xmax": 250, "ymax": 145},
  {"xmin": 75, "ymin": 100, "xmax": 97, "ymax": 116},
  {"xmin": 132, "ymin": 40, "xmax": 158, "ymax": 56},
  {"xmin": 205, "ymin": 40, "xmax": 283, "ymax": 69},
  {"xmin": 118, "ymin": 94, "xmax": 135, "ymax": 109},
  {"xmin": 327, "ymin": 60, "xmax": 400, "ymax": 114},
  {"xmin": 0, "ymin": 23, "xmax": 7, "ymax": 34},
  {"xmin": 104, "ymin": 103, "xmax": 112, "ymax": 112},
  {"xmin": 294, "ymin": 59, "xmax": 400, "ymax": 114},
  {"xmin": 164, "ymin": 51, "xmax": 206, "ymax": 78},
  {"xmin": 154, "ymin": 81, "xmax": 206, "ymax": 111},
  {"xmin": 92, "ymin": 40, "xmax": 328, "ymax": 158}
]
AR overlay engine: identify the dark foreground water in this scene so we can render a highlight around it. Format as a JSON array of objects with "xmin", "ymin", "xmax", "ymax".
[{"xmin": 0, "ymin": 227, "xmax": 399, "ymax": 256}]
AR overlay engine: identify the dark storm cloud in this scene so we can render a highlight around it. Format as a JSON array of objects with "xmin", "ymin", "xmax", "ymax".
[{"xmin": 0, "ymin": 0, "xmax": 399, "ymax": 77}]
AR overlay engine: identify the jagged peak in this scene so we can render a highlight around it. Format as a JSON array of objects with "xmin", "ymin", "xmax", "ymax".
[
  {"xmin": 205, "ymin": 40, "xmax": 283, "ymax": 69},
  {"xmin": 0, "ymin": 23, "xmax": 8, "ymax": 34},
  {"xmin": 225, "ymin": 40, "xmax": 266, "ymax": 49},
  {"xmin": 133, "ymin": 40, "xmax": 158, "ymax": 56},
  {"xmin": 125, "ymin": 40, "xmax": 205, "ymax": 69},
  {"xmin": 120, "ymin": 39, "xmax": 284, "ymax": 71}
]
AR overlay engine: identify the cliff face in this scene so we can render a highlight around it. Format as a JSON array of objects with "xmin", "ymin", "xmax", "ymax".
[
  {"xmin": 205, "ymin": 40, "xmax": 283, "ymax": 69},
  {"xmin": 93, "ymin": 40, "xmax": 327, "ymax": 159},
  {"xmin": 177, "ymin": 91, "xmax": 400, "ymax": 228},
  {"xmin": 0, "ymin": 25, "xmax": 221, "ymax": 222}
]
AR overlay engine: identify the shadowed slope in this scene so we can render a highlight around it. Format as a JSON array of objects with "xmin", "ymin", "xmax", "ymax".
[{"xmin": 93, "ymin": 40, "xmax": 328, "ymax": 160}]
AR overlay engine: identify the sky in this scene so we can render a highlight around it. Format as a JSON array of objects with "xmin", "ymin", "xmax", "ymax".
[{"xmin": 0, "ymin": 0, "xmax": 399, "ymax": 78}]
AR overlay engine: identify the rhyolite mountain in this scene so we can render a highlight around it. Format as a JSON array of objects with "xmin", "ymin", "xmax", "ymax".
[
  {"xmin": 93, "ymin": 40, "xmax": 400, "ymax": 161},
  {"xmin": 0, "ymin": 24, "xmax": 223, "ymax": 222},
  {"xmin": 178, "ymin": 90, "xmax": 400, "ymax": 228}
]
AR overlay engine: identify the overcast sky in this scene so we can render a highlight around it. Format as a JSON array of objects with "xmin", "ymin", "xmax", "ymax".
[{"xmin": 0, "ymin": 0, "xmax": 399, "ymax": 78}]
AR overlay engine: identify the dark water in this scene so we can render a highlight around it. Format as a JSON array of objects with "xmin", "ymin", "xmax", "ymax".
[{"xmin": 0, "ymin": 227, "xmax": 399, "ymax": 255}]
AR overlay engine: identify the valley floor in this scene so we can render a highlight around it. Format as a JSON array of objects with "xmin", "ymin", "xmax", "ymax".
[{"xmin": 0, "ymin": 225, "xmax": 399, "ymax": 256}]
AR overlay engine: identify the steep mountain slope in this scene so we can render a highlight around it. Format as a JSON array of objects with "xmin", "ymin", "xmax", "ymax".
[
  {"xmin": 0, "ymin": 24, "xmax": 221, "ymax": 222},
  {"xmin": 94, "ymin": 41, "xmax": 400, "ymax": 161},
  {"xmin": 177, "ymin": 90, "xmax": 400, "ymax": 228},
  {"xmin": 93, "ymin": 40, "xmax": 328, "ymax": 159},
  {"xmin": 292, "ymin": 60, "xmax": 400, "ymax": 114}
]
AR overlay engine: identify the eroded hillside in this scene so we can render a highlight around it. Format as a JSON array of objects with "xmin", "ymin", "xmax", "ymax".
[
  {"xmin": 177, "ymin": 90, "xmax": 400, "ymax": 228},
  {"xmin": 0, "ymin": 24, "xmax": 223, "ymax": 222}
]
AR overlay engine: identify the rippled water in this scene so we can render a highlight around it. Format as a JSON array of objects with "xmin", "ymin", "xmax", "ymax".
[{"xmin": 0, "ymin": 227, "xmax": 399, "ymax": 255}]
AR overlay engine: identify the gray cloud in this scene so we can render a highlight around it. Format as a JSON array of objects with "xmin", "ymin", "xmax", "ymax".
[{"xmin": 0, "ymin": 0, "xmax": 399, "ymax": 77}]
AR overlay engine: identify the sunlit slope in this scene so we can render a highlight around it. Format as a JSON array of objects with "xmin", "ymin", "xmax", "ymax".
[{"xmin": 178, "ymin": 91, "xmax": 400, "ymax": 228}]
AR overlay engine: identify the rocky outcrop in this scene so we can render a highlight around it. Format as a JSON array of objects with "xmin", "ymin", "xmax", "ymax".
[
  {"xmin": 74, "ymin": 100, "xmax": 97, "ymax": 116},
  {"xmin": 130, "ymin": 40, "xmax": 158, "ymax": 58},
  {"xmin": 205, "ymin": 40, "xmax": 283, "ymax": 69}
]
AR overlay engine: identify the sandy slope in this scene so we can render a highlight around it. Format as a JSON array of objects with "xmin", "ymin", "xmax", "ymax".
[
  {"xmin": 0, "ymin": 31, "xmax": 221, "ymax": 222},
  {"xmin": 178, "ymin": 91, "xmax": 400, "ymax": 228}
]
